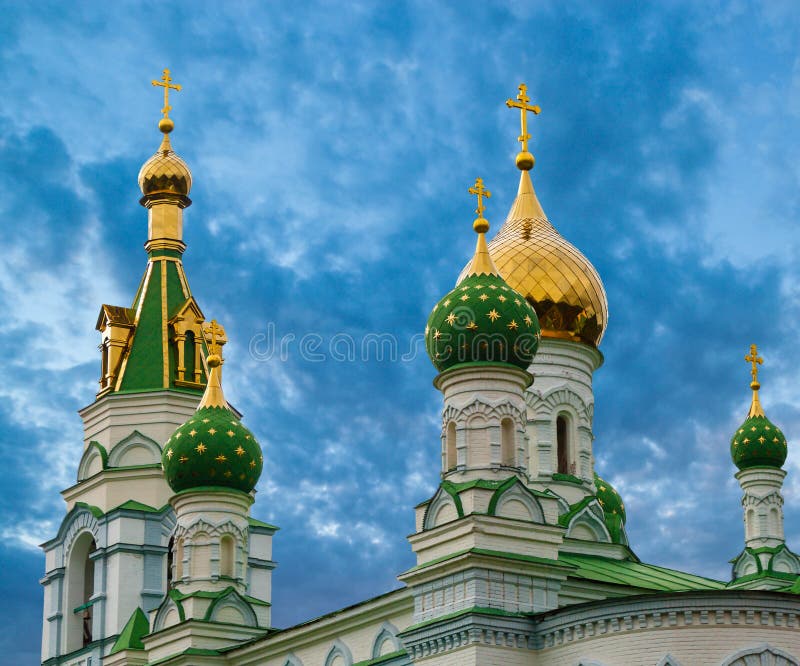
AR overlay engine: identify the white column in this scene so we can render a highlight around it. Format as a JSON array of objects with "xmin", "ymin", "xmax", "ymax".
[{"xmin": 736, "ymin": 467, "xmax": 786, "ymax": 548}]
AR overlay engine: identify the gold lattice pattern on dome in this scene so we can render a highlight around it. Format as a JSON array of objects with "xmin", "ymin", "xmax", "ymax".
[{"xmin": 472, "ymin": 171, "xmax": 608, "ymax": 346}]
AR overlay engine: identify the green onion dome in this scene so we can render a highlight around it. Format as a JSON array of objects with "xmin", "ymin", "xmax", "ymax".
[
  {"xmin": 426, "ymin": 185, "xmax": 541, "ymax": 373},
  {"xmin": 162, "ymin": 337, "xmax": 263, "ymax": 494},
  {"xmin": 730, "ymin": 347, "xmax": 788, "ymax": 471},
  {"xmin": 594, "ymin": 472, "xmax": 626, "ymax": 524},
  {"xmin": 594, "ymin": 472, "xmax": 626, "ymax": 544},
  {"xmin": 731, "ymin": 414, "xmax": 787, "ymax": 470}
]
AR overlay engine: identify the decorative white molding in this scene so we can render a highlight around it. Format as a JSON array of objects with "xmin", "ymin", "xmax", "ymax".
[
  {"xmin": 107, "ymin": 430, "xmax": 162, "ymax": 468},
  {"xmin": 372, "ymin": 621, "xmax": 402, "ymax": 658},
  {"xmin": 565, "ymin": 502, "xmax": 611, "ymax": 543},
  {"xmin": 720, "ymin": 643, "xmax": 799, "ymax": 666},
  {"xmin": 324, "ymin": 639, "xmax": 354, "ymax": 666},
  {"xmin": 493, "ymin": 482, "xmax": 545, "ymax": 523},
  {"xmin": 655, "ymin": 655, "xmax": 683, "ymax": 666}
]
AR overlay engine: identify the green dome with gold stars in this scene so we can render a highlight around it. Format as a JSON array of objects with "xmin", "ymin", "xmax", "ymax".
[
  {"xmin": 730, "ymin": 345, "xmax": 788, "ymax": 471},
  {"xmin": 426, "ymin": 179, "xmax": 541, "ymax": 373},
  {"xmin": 162, "ymin": 326, "xmax": 263, "ymax": 494},
  {"xmin": 594, "ymin": 472, "xmax": 626, "ymax": 524},
  {"xmin": 731, "ymin": 414, "xmax": 787, "ymax": 471},
  {"xmin": 594, "ymin": 472, "xmax": 626, "ymax": 544}
]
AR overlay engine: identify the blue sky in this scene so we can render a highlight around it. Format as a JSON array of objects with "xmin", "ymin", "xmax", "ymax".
[{"xmin": 3, "ymin": 0, "xmax": 800, "ymax": 661}]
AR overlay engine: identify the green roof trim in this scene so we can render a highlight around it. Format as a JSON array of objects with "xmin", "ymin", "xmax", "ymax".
[
  {"xmin": 113, "ymin": 499, "xmax": 161, "ymax": 513},
  {"xmin": 87, "ymin": 441, "xmax": 108, "ymax": 469},
  {"xmin": 551, "ymin": 472, "xmax": 585, "ymax": 486},
  {"xmin": 353, "ymin": 650, "xmax": 408, "ymax": 666},
  {"xmin": 109, "ymin": 607, "xmax": 149, "ymax": 654},
  {"xmin": 248, "ymin": 517, "xmax": 279, "ymax": 530},
  {"xmin": 149, "ymin": 647, "xmax": 221, "ymax": 666},
  {"xmin": 559, "ymin": 553, "xmax": 725, "ymax": 591},
  {"xmin": 74, "ymin": 502, "xmax": 104, "ymax": 518},
  {"xmin": 438, "ymin": 481, "xmax": 465, "ymax": 518},
  {"xmin": 557, "ymin": 496, "xmax": 594, "ymax": 528}
]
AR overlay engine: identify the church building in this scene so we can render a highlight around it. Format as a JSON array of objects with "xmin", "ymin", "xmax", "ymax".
[{"xmin": 40, "ymin": 71, "xmax": 800, "ymax": 666}]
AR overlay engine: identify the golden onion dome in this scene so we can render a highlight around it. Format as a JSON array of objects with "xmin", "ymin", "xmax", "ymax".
[
  {"xmin": 137, "ymin": 119, "xmax": 192, "ymax": 197},
  {"xmin": 459, "ymin": 170, "xmax": 608, "ymax": 346}
]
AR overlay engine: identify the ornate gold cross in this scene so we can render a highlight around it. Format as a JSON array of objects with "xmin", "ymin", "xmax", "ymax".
[
  {"xmin": 506, "ymin": 83, "xmax": 540, "ymax": 153},
  {"xmin": 204, "ymin": 319, "xmax": 225, "ymax": 356},
  {"xmin": 152, "ymin": 68, "xmax": 182, "ymax": 119},
  {"xmin": 745, "ymin": 343, "xmax": 763, "ymax": 387},
  {"xmin": 468, "ymin": 177, "xmax": 491, "ymax": 220}
]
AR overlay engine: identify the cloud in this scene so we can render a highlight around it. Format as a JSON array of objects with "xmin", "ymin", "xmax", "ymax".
[{"xmin": 4, "ymin": 2, "xmax": 800, "ymax": 661}]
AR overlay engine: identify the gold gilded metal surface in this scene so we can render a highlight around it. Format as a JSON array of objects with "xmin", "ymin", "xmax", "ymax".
[
  {"xmin": 461, "ymin": 178, "xmax": 500, "ymax": 279},
  {"xmin": 460, "ymin": 170, "xmax": 608, "ymax": 346},
  {"xmin": 506, "ymin": 83, "xmax": 540, "ymax": 171},
  {"xmin": 139, "ymin": 68, "xmax": 193, "ymax": 199},
  {"xmin": 198, "ymin": 320, "xmax": 228, "ymax": 409},
  {"xmin": 745, "ymin": 343, "xmax": 766, "ymax": 418},
  {"xmin": 152, "ymin": 68, "xmax": 181, "ymax": 119}
]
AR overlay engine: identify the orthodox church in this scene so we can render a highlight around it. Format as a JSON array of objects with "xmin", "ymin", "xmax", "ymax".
[{"xmin": 39, "ymin": 71, "xmax": 800, "ymax": 666}]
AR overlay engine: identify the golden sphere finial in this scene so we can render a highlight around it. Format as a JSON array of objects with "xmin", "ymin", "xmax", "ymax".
[
  {"xmin": 516, "ymin": 151, "xmax": 534, "ymax": 171},
  {"xmin": 473, "ymin": 217, "xmax": 490, "ymax": 234},
  {"xmin": 159, "ymin": 117, "xmax": 175, "ymax": 134},
  {"xmin": 207, "ymin": 353, "xmax": 222, "ymax": 369}
]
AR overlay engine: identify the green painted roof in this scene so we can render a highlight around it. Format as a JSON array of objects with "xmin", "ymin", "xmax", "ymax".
[
  {"xmin": 559, "ymin": 553, "xmax": 725, "ymax": 591},
  {"xmin": 425, "ymin": 272, "xmax": 540, "ymax": 372},
  {"xmin": 163, "ymin": 405, "xmax": 263, "ymax": 493},
  {"xmin": 731, "ymin": 414, "xmax": 787, "ymax": 470},
  {"xmin": 109, "ymin": 607, "xmax": 149, "ymax": 654}
]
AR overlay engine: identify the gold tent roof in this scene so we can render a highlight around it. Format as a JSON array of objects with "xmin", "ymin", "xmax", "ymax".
[{"xmin": 459, "ymin": 170, "xmax": 608, "ymax": 346}]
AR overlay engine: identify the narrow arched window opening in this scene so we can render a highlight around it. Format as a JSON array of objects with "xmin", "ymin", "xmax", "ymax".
[
  {"xmin": 65, "ymin": 533, "xmax": 97, "ymax": 652},
  {"xmin": 446, "ymin": 422, "xmax": 457, "ymax": 471},
  {"xmin": 220, "ymin": 535, "xmax": 235, "ymax": 578},
  {"xmin": 175, "ymin": 537, "xmax": 184, "ymax": 581},
  {"xmin": 184, "ymin": 330, "xmax": 196, "ymax": 381},
  {"xmin": 501, "ymin": 418, "xmax": 515, "ymax": 467},
  {"xmin": 167, "ymin": 536, "xmax": 174, "ymax": 588},
  {"xmin": 556, "ymin": 415, "xmax": 569, "ymax": 474}
]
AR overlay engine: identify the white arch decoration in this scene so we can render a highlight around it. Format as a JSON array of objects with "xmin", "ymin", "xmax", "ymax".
[{"xmin": 720, "ymin": 644, "xmax": 799, "ymax": 666}]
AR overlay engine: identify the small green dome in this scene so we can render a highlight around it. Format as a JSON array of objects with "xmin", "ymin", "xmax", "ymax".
[
  {"xmin": 162, "ymin": 339, "xmax": 263, "ymax": 494},
  {"xmin": 426, "ymin": 273, "xmax": 540, "ymax": 372},
  {"xmin": 162, "ymin": 405, "xmax": 263, "ymax": 494},
  {"xmin": 731, "ymin": 415, "xmax": 787, "ymax": 470},
  {"xmin": 425, "ymin": 198, "xmax": 540, "ymax": 373},
  {"xmin": 594, "ymin": 473, "xmax": 626, "ymax": 524}
]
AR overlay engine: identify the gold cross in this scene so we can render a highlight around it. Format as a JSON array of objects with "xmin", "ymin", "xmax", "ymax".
[
  {"xmin": 152, "ymin": 68, "xmax": 182, "ymax": 119},
  {"xmin": 745, "ymin": 343, "xmax": 763, "ymax": 387},
  {"xmin": 204, "ymin": 319, "xmax": 225, "ymax": 356},
  {"xmin": 468, "ymin": 177, "xmax": 491, "ymax": 219},
  {"xmin": 506, "ymin": 83, "xmax": 540, "ymax": 153}
]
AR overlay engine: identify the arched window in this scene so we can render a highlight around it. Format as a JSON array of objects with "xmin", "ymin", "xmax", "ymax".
[
  {"xmin": 445, "ymin": 422, "xmax": 457, "ymax": 471},
  {"xmin": 746, "ymin": 508, "xmax": 755, "ymax": 540},
  {"xmin": 220, "ymin": 534, "xmax": 235, "ymax": 578},
  {"xmin": 184, "ymin": 330, "xmax": 196, "ymax": 381},
  {"xmin": 192, "ymin": 532, "xmax": 210, "ymax": 579},
  {"xmin": 175, "ymin": 537, "xmax": 184, "ymax": 581},
  {"xmin": 65, "ymin": 533, "xmax": 97, "ymax": 652},
  {"xmin": 501, "ymin": 418, "xmax": 515, "ymax": 467},
  {"xmin": 556, "ymin": 415, "xmax": 569, "ymax": 474},
  {"xmin": 167, "ymin": 536, "xmax": 174, "ymax": 588}
]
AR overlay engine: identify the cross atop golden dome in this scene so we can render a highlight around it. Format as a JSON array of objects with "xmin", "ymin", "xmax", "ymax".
[
  {"xmin": 745, "ymin": 343, "xmax": 765, "ymax": 418},
  {"xmin": 463, "ymin": 177, "xmax": 499, "ymax": 278},
  {"xmin": 138, "ymin": 67, "xmax": 192, "ymax": 200},
  {"xmin": 505, "ymin": 83, "xmax": 541, "ymax": 171}
]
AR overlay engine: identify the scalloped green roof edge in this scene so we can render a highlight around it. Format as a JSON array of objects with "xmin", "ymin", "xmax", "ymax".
[
  {"xmin": 74, "ymin": 501, "xmax": 104, "ymax": 518},
  {"xmin": 109, "ymin": 607, "xmax": 149, "ymax": 654}
]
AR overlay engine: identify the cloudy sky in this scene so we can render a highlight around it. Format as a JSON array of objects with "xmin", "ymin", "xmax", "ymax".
[{"xmin": 3, "ymin": 0, "xmax": 800, "ymax": 661}]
